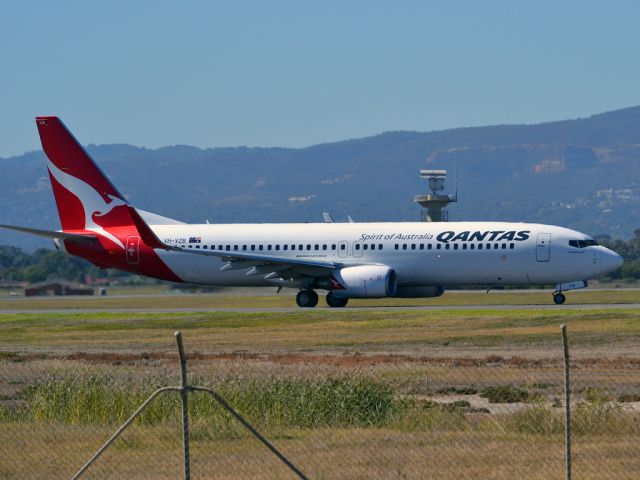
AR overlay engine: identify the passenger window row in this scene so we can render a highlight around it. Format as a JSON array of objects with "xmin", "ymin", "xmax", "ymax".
[
  {"xmin": 186, "ymin": 243, "xmax": 352, "ymax": 252},
  {"xmin": 394, "ymin": 243, "xmax": 516, "ymax": 251},
  {"xmin": 185, "ymin": 241, "xmax": 515, "ymax": 252}
]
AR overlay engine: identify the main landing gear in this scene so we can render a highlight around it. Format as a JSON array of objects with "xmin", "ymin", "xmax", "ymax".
[
  {"xmin": 553, "ymin": 292, "xmax": 566, "ymax": 305},
  {"xmin": 326, "ymin": 292, "xmax": 348, "ymax": 308},
  {"xmin": 296, "ymin": 289, "xmax": 318, "ymax": 308},
  {"xmin": 295, "ymin": 290, "xmax": 349, "ymax": 308}
]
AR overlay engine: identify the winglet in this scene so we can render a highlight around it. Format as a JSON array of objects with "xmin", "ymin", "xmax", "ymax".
[{"xmin": 127, "ymin": 206, "xmax": 177, "ymax": 250}]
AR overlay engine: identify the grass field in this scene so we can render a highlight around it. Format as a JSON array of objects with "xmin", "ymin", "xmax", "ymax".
[
  {"xmin": 0, "ymin": 287, "xmax": 639, "ymax": 310},
  {"xmin": 0, "ymin": 291, "xmax": 639, "ymax": 478}
]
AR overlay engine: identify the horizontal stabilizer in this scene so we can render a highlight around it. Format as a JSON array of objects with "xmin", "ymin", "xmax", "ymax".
[{"xmin": 0, "ymin": 224, "xmax": 97, "ymax": 243}]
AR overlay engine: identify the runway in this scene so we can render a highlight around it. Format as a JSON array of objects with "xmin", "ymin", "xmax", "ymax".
[{"xmin": 1, "ymin": 303, "xmax": 638, "ymax": 314}]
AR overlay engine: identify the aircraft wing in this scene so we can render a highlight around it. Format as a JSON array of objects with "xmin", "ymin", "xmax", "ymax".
[{"xmin": 0, "ymin": 224, "xmax": 97, "ymax": 243}]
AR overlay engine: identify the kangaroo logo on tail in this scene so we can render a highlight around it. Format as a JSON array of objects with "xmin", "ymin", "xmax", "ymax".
[
  {"xmin": 46, "ymin": 157, "xmax": 128, "ymax": 248},
  {"xmin": 36, "ymin": 116, "xmax": 136, "ymax": 250}
]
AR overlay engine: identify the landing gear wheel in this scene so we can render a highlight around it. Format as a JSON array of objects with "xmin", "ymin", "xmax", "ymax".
[
  {"xmin": 553, "ymin": 293, "xmax": 566, "ymax": 305},
  {"xmin": 296, "ymin": 289, "xmax": 318, "ymax": 308},
  {"xmin": 326, "ymin": 292, "xmax": 348, "ymax": 308}
]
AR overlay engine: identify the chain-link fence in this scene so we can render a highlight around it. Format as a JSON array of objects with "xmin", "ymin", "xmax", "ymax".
[{"xmin": 1, "ymin": 323, "xmax": 639, "ymax": 479}]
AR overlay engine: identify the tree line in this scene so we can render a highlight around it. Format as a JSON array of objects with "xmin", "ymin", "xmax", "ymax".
[
  {"xmin": 596, "ymin": 229, "xmax": 640, "ymax": 281},
  {"xmin": 0, "ymin": 246, "xmax": 134, "ymax": 284},
  {"xmin": 0, "ymin": 230, "xmax": 639, "ymax": 285}
]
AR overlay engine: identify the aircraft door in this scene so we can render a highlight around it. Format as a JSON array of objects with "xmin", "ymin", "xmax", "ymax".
[
  {"xmin": 126, "ymin": 236, "xmax": 140, "ymax": 265},
  {"xmin": 338, "ymin": 241, "xmax": 348, "ymax": 258},
  {"xmin": 353, "ymin": 240, "xmax": 363, "ymax": 257},
  {"xmin": 536, "ymin": 233, "xmax": 551, "ymax": 262}
]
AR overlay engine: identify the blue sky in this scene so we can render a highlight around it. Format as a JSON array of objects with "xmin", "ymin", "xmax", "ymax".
[{"xmin": 1, "ymin": 1, "xmax": 639, "ymax": 157}]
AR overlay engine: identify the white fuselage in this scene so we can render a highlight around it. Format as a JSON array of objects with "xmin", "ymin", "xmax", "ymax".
[{"xmin": 149, "ymin": 221, "xmax": 622, "ymax": 288}]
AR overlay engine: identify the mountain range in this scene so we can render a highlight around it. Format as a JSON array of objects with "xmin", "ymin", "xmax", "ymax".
[{"xmin": 2, "ymin": 106, "xmax": 640, "ymax": 250}]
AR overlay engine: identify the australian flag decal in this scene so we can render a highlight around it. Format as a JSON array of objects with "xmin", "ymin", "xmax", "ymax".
[{"xmin": 188, "ymin": 237, "xmax": 202, "ymax": 244}]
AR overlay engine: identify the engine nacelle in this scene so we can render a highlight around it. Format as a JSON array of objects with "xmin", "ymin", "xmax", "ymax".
[
  {"xmin": 395, "ymin": 286, "xmax": 445, "ymax": 298},
  {"xmin": 330, "ymin": 265, "xmax": 397, "ymax": 298}
]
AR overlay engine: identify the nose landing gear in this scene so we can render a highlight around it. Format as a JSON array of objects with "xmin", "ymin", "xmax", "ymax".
[{"xmin": 552, "ymin": 280, "xmax": 588, "ymax": 305}]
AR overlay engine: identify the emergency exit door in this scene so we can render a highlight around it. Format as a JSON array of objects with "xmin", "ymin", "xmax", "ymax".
[{"xmin": 536, "ymin": 233, "xmax": 551, "ymax": 262}]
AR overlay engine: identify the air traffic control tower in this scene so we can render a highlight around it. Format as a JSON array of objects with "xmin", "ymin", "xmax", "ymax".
[{"xmin": 414, "ymin": 169, "xmax": 457, "ymax": 222}]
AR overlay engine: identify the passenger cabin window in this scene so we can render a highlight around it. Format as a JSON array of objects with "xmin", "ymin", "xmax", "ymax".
[
  {"xmin": 355, "ymin": 244, "xmax": 360, "ymax": 250},
  {"xmin": 379, "ymin": 244, "xmax": 383, "ymax": 250},
  {"xmin": 363, "ymin": 244, "xmax": 368, "ymax": 250}
]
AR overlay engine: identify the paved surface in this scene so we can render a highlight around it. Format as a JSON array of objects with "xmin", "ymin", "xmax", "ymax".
[{"xmin": 1, "ymin": 303, "xmax": 638, "ymax": 314}]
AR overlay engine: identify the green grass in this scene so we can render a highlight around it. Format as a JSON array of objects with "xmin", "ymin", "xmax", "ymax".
[
  {"xmin": 16, "ymin": 375, "xmax": 398, "ymax": 430},
  {"xmin": 1, "ymin": 308, "xmax": 639, "ymax": 352}
]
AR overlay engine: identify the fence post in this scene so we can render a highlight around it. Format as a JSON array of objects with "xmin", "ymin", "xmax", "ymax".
[
  {"xmin": 561, "ymin": 324, "xmax": 571, "ymax": 480},
  {"xmin": 175, "ymin": 331, "xmax": 191, "ymax": 480}
]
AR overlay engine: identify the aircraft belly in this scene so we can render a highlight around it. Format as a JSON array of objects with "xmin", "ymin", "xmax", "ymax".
[{"xmin": 156, "ymin": 251, "xmax": 270, "ymax": 286}]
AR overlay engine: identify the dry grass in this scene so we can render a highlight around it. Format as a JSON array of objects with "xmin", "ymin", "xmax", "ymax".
[
  {"xmin": 1, "ymin": 422, "xmax": 638, "ymax": 479},
  {"xmin": 1, "ymin": 298, "xmax": 639, "ymax": 478}
]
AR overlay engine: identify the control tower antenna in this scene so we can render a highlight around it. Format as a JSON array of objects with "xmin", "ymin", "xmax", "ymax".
[{"xmin": 414, "ymin": 169, "xmax": 457, "ymax": 222}]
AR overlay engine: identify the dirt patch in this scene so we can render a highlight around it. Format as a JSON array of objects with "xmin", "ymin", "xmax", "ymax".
[{"xmin": 4, "ymin": 350, "xmax": 640, "ymax": 368}]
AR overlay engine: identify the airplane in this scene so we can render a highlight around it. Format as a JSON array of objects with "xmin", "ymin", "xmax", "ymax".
[{"xmin": 0, "ymin": 117, "xmax": 624, "ymax": 308}]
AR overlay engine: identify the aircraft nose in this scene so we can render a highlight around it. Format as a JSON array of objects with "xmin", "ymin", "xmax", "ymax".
[{"xmin": 600, "ymin": 249, "xmax": 623, "ymax": 273}]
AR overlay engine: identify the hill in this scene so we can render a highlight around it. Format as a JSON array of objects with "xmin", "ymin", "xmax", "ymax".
[{"xmin": 1, "ymin": 106, "xmax": 640, "ymax": 250}]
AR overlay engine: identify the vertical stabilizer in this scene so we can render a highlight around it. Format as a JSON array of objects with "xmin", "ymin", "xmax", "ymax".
[{"xmin": 35, "ymin": 117, "xmax": 132, "ymax": 246}]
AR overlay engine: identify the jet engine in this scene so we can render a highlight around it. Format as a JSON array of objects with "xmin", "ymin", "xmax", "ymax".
[{"xmin": 330, "ymin": 265, "xmax": 397, "ymax": 298}]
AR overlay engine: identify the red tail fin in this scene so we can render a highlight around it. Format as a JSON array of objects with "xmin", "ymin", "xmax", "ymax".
[{"xmin": 36, "ymin": 117, "xmax": 132, "ymax": 238}]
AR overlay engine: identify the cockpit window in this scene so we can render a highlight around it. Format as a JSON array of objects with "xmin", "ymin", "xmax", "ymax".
[{"xmin": 569, "ymin": 239, "xmax": 599, "ymax": 248}]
